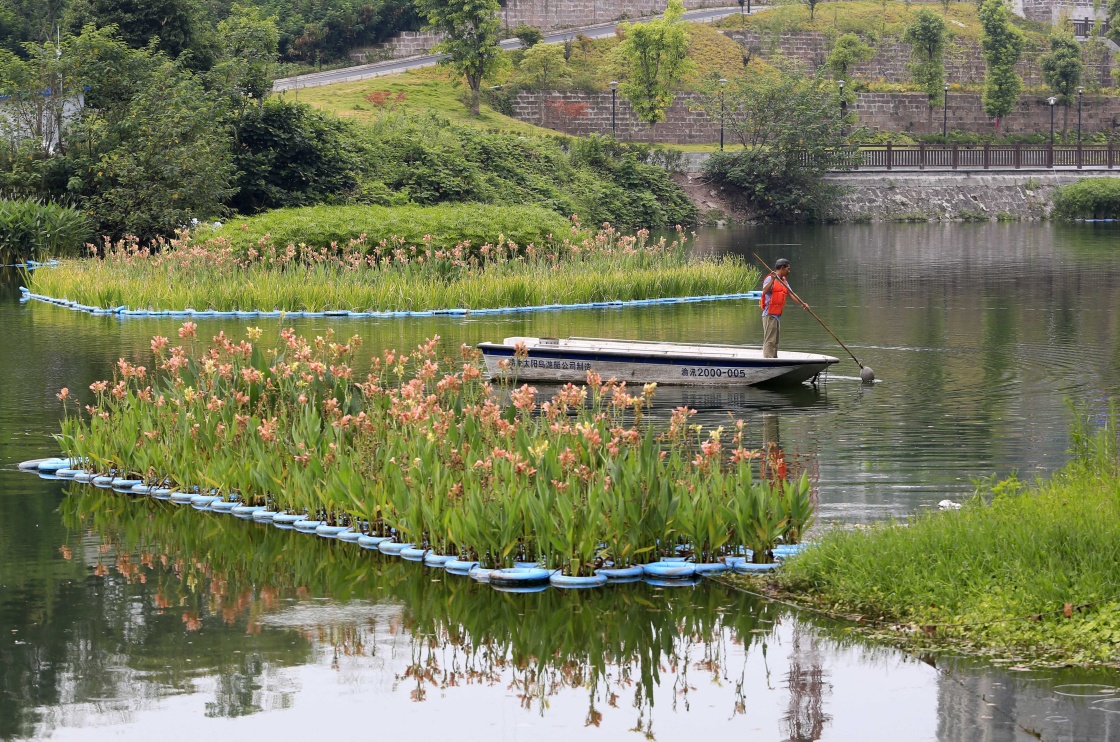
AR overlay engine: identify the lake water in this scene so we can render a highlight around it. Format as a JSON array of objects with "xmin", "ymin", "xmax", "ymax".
[{"xmin": 3, "ymin": 223, "xmax": 1120, "ymax": 741}]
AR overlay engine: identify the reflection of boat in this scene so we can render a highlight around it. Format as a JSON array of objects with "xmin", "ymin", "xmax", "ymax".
[{"xmin": 478, "ymin": 337, "xmax": 839, "ymax": 387}]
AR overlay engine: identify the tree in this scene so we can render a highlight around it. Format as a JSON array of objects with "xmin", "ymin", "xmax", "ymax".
[
  {"xmin": 59, "ymin": 25, "xmax": 235, "ymax": 239},
  {"xmin": 512, "ymin": 23, "xmax": 542, "ymax": 48},
  {"xmin": 803, "ymin": 0, "xmax": 821, "ymax": 21},
  {"xmin": 826, "ymin": 33, "xmax": 874, "ymax": 80},
  {"xmin": 1040, "ymin": 31, "xmax": 1082, "ymax": 132},
  {"xmin": 978, "ymin": 0, "xmax": 1023, "ymax": 130},
  {"xmin": 617, "ymin": 0, "xmax": 693, "ymax": 128},
  {"xmin": 519, "ymin": 42, "xmax": 569, "ymax": 90},
  {"xmin": 208, "ymin": 3, "xmax": 279, "ymax": 107},
  {"xmin": 699, "ymin": 59, "xmax": 859, "ymax": 221},
  {"xmin": 414, "ymin": 0, "xmax": 502, "ymax": 116},
  {"xmin": 903, "ymin": 9, "xmax": 947, "ymax": 110},
  {"xmin": 64, "ymin": 0, "xmax": 199, "ymax": 59}
]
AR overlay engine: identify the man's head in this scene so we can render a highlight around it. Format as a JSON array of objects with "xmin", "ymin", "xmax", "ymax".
[{"xmin": 773, "ymin": 258, "xmax": 791, "ymax": 276}]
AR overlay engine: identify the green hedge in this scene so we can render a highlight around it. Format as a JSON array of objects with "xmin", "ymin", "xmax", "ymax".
[
  {"xmin": 0, "ymin": 199, "xmax": 90, "ymax": 263},
  {"xmin": 213, "ymin": 203, "xmax": 575, "ymax": 251},
  {"xmin": 1052, "ymin": 177, "xmax": 1120, "ymax": 220}
]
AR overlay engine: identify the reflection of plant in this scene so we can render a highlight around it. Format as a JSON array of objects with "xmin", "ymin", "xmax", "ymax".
[{"xmin": 61, "ymin": 485, "xmax": 786, "ymax": 730}]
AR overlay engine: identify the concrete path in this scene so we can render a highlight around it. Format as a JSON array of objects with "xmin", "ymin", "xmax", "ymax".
[{"xmin": 273, "ymin": 5, "xmax": 753, "ymax": 92}]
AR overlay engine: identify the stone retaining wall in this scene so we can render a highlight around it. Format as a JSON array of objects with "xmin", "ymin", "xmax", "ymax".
[
  {"xmin": 512, "ymin": 90, "xmax": 1120, "ymax": 141},
  {"xmin": 350, "ymin": 31, "xmax": 445, "ymax": 63},
  {"xmin": 725, "ymin": 29, "xmax": 1113, "ymax": 88},
  {"xmin": 826, "ymin": 170, "xmax": 1120, "ymax": 221},
  {"xmin": 499, "ymin": 0, "xmax": 728, "ymax": 32}
]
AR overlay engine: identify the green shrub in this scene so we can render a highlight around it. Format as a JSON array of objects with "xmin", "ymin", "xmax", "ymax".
[
  {"xmin": 0, "ymin": 198, "xmax": 90, "ymax": 263},
  {"xmin": 213, "ymin": 202, "xmax": 573, "ymax": 251},
  {"xmin": 1052, "ymin": 177, "xmax": 1120, "ymax": 220}
]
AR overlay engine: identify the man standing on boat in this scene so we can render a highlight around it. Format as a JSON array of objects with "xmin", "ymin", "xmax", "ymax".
[{"xmin": 760, "ymin": 258, "xmax": 809, "ymax": 358}]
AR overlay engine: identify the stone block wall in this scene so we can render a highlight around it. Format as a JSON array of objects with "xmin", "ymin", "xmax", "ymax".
[
  {"xmin": 513, "ymin": 91, "xmax": 719, "ymax": 143},
  {"xmin": 726, "ymin": 30, "xmax": 1113, "ymax": 88},
  {"xmin": 855, "ymin": 92, "xmax": 1120, "ymax": 135},
  {"xmin": 1021, "ymin": 0, "xmax": 1106, "ymax": 24},
  {"xmin": 499, "ymin": 0, "xmax": 728, "ymax": 32},
  {"xmin": 512, "ymin": 90, "xmax": 1120, "ymax": 141},
  {"xmin": 349, "ymin": 31, "xmax": 445, "ymax": 63}
]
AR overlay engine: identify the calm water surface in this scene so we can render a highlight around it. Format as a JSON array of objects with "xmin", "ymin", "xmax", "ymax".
[{"xmin": 2, "ymin": 223, "xmax": 1120, "ymax": 740}]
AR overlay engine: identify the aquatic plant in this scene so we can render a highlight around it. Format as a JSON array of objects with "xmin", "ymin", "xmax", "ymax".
[
  {"xmin": 57, "ymin": 327, "xmax": 808, "ymax": 575},
  {"xmin": 28, "ymin": 223, "xmax": 756, "ymax": 312},
  {"xmin": 776, "ymin": 405, "xmax": 1120, "ymax": 666}
]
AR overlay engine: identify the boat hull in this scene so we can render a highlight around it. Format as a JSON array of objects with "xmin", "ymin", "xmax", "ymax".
[{"xmin": 478, "ymin": 337, "xmax": 837, "ymax": 387}]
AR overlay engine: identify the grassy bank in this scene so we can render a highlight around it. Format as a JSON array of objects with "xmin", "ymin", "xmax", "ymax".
[
  {"xmin": 767, "ymin": 408, "xmax": 1120, "ymax": 667},
  {"xmin": 28, "ymin": 223, "xmax": 755, "ymax": 312},
  {"xmin": 58, "ymin": 329, "xmax": 809, "ymax": 576}
]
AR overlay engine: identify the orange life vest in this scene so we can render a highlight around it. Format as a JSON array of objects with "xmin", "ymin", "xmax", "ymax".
[{"xmin": 761, "ymin": 275, "xmax": 789, "ymax": 316}]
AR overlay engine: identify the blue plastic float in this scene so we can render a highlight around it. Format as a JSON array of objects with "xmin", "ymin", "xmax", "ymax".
[
  {"xmin": 734, "ymin": 562, "xmax": 780, "ymax": 574},
  {"xmin": 315, "ymin": 524, "xmax": 349, "ymax": 538},
  {"xmin": 37, "ymin": 459, "xmax": 71, "ymax": 472},
  {"xmin": 550, "ymin": 573, "xmax": 608, "ymax": 589},
  {"xmin": 643, "ymin": 560, "xmax": 697, "ymax": 579},
  {"xmin": 151, "ymin": 487, "xmax": 174, "ymax": 500},
  {"xmin": 693, "ymin": 562, "xmax": 730, "ymax": 575},
  {"xmin": 272, "ymin": 512, "xmax": 302, "ymax": 525},
  {"xmin": 55, "ymin": 468, "xmax": 82, "ymax": 478},
  {"xmin": 489, "ymin": 567, "xmax": 554, "ymax": 587},
  {"xmin": 378, "ymin": 540, "xmax": 413, "ymax": 555},
  {"xmin": 337, "ymin": 529, "xmax": 362, "ymax": 543},
  {"xmin": 443, "ymin": 558, "xmax": 480, "ymax": 575},
  {"xmin": 293, "ymin": 518, "xmax": 326, "ymax": 532},
  {"xmin": 643, "ymin": 575, "xmax": 703, "ymax": 588},
  {"xmin": 595, "ymin": 565, "xmax": 645, "ymax": 580},
  {"xmin": 357, "ymin": 534, "xmax": 390, "ymax": 549},
  {"xmin": 92, "ymin": 475, "xmax": 115, "ymax": 488},
  {"xmin": 210, "ymin": 500, "xmax": 238, "ymax": 513},
  {"xmin": 252, "ymin": 509, "xmax": 279, "ymax": 521},
  {"xmin": 423, "ymin": 553, "xmax": 454, "ymax": 567},
  {"xmin": 400, "ymin": 546, "xmax": 429, "ymax": 561},
  {"xmin": 231, "ymin": 504, "xmax": 264, "ymax": 517}
]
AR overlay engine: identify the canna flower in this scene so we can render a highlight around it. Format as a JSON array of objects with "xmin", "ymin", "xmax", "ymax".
[
  {"xmin": 151, "ymin": 335, "xmax": 169, "ymax": 355},
  {"xmin": 56, "ymin": 387, "xmax": 69, "ymax": 402},
  {"xmin": 90, "ymin": 380, "xmax": 108, "ymax": 394},
  {"xmin": 178, "ymin": 321, "xmax": 197, "ymax": 339},
  {"xmin": 246, "ymin": 326, "xmax": 263, "ymax": 341}
]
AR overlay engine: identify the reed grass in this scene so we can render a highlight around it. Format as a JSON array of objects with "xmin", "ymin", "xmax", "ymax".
[
  {"xmin": 777, "ymin": 405, "xmax": 1120, "ymax": 666},
  {"xmin": 28, "ymin": 224, "xmax": 755, "ymax": 312},
  {"xmin": 55, "ymin": 328, "xmax": 813, "ymax": 576}
]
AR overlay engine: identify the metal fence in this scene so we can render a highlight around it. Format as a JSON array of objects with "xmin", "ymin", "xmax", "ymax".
[{"xmin": 844, "ymin": 143, "xmax": 1118, "ymax": 171}]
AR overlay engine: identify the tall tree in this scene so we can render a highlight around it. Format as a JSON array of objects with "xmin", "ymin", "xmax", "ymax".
[
  {"xmin": 208, "ymin": 3, "xmax": 279, "ymax": 106},
  {"xmin": 978, "ymin": 0, "xmax": 1023, "ymax": 131},
  {"xmin": 64, "ymin": 0, "xmax": 200, "ymax": 59},
  {"xmin": 699, "ymin": 59, "xmax": 858, "ymax": 221},
  {"xmin": 1040, "ymin": 30, "xmax": 1082, "ymax": 133},
  {"xmin": 617, "ymin": 0, "xmax": 693, "ymax": 128},
  {"xmin": 826, "ymin": 33, "xmax": 874, "ymax": 80},
  {"xmin": 414, "ymin": 0, "xmax": 501, "ymax": 116},
  {"xmin": 903, "ymin": 9, "xmax": 947, "ymax": 110}
]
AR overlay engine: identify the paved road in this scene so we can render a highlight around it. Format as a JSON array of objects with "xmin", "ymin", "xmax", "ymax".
[{"xmin": 273, "ymin": 5, "xmax": 753, "ymax": 92}]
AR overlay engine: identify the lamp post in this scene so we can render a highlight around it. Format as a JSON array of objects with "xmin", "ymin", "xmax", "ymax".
[
  {"xmin": 1049, "ymin": 96, "xmax": 1056, "ymax": 147},
  {"xmin": 719, "ymin": 77, "xmax": 727, "ymax": 151},
  {"xmin": 943, "ymin": 82, "xmax": 949, "ymax": 138},
  {"xmin": 609, "ymin": 80, "xmax": 618, "ymax": 135},
  {"xmin": 1077, "ymin": 86, "xmax": 1083, "ymax": 144},
  {"xmin": 838, "ymin": 80, "xmax": 846, "ymax": 138}
]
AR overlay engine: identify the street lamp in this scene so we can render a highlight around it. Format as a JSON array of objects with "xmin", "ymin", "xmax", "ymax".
[
  {"xmin": 608, "ymin": 80, "xmax": 618, "ymax": 135},
  {"xmin": 719, "ymin": 78, "xmax": 728, "ymax": 151},
  {"xmin": 838, "ymin": 80, "xmax": 846, "ymax": 137},
  {"xmin": 1048, "ymin": 96, "xmax": 1056, "ymax": 147},
  {"xmin": 1077, "ymin": 86, "xmax": 1084, "ymax": 144},
  {"xmin": 943, "ymin": 82, "xmax": 949, "ymax": 138}
]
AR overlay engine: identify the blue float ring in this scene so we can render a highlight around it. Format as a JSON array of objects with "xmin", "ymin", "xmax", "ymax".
[
  {"xmin": 400, "ymin": 546, "xmax": 429, "ymax": 561},
  {"xmin": 337, "ymin": 529, "xmax": 363, "ymax": 542},
  {"xmin": 643, "ymin": 561, "xmax": 697, "ymax": 579},
  {"xmin": 423, "ymin": 553, "xmax": 455, "ymax": 567},
  {"xmin": 489, "ymin": 567, "xmax": 554, "ymax": 586},
  {"xmin": 694, "ymin": 562, "xmax": 730, "ymax": 575},
  {"xmin": 595, "ymin": 565, "xmax": 645, "ymax": 580},
  {"xmin": 378, "ymin": 540, "xmax": 413, "ymax": 555},
  {"xmin": 734, "ymin": 562, "xmax": 780, "ymax": 574},
  {"xmin": 550, "ymin": 573, "xmax": 608, "ymax": 589},
  {"xmin": 444, "ymin": 559, "xmax": 480, "ymax": 575}
]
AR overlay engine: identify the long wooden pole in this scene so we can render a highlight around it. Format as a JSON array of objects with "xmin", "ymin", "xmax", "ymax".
[{"xmin": 754, "ymin": 253, "xmax": 869, "ymax": 373}]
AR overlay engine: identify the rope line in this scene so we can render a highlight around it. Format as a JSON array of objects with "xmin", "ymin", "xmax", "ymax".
[{"xmin": 18, "ymin": 288, "xmax": 763, "ymax": 319}]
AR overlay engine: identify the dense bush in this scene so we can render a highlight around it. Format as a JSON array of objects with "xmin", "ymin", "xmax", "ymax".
[
  {"xmin": 230, "ymin": 98, "xmax": 362, "ymax": 213},
  {"xmin": 212, "ymin": 202, "xmax": 573, "ymax": 251},
  {"xmin": 358, "ymin": 117, "xmax": 697, "ymax": 229},
  {"xmin": 1052, "ymin": 177, "xmax": 1120, "ymax": 220},
  {"xmin": 0, "ymin": 198, "xmax": 90, "ymax": 263}
]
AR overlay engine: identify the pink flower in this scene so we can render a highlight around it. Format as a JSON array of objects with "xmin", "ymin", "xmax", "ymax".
[
  {"xmin": 56, "ymin": 387, "xmax": 70, "ymax": 401},
  {"xmin": 178, "ymin": 321, "xmax": 197, "ymax": 339}
]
